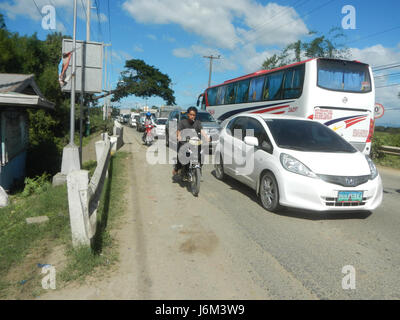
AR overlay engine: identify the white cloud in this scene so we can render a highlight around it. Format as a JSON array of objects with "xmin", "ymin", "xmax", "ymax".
[
  {"xmin": 350, "ymin": 44, "xmax": 400, "ymax": 125},
  {"xmin": 133, "ymin": 45, "xmax": 144, "ymax": 52},
  {"xmin": 147, "ymin": 34, "xmax": 157, "ymax": 40},
  {"xmin": 122, "ymin": 0, "xmax": 308, "ymax": 50}
]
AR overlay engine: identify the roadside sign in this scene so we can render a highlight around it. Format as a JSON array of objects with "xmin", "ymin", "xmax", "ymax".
[{"xmin": 374, "ymin": 103, "xmax": 384, "ymax": 119}]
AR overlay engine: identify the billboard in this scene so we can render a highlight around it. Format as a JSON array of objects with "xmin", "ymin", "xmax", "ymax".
[{"xmin": 61, "ymin": 39, "xmax": 103, "ymax": 94}]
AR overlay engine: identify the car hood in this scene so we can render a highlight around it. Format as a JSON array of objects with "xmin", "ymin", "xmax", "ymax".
[
  {"xmin": 280, "ymin": 150, "xmax": 371, "ymax": 176},
  {"xmin": 201, "ymin": 122, "xmax": 221, "ymax": 129}
]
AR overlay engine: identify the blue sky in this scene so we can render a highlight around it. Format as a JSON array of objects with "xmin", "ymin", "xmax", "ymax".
[{"xmin": 1, "ymin": 0, "xmax": 400, "ymax": 126}]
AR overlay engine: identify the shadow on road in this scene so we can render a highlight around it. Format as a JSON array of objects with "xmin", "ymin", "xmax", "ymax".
[{"xmin": 210, "ymin": 170, "xmax": 373, "ymax": 221}]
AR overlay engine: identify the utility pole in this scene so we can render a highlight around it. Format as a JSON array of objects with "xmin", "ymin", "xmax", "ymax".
[
  {"xmin": 79, "ymin": 0, "xmax": 91, "ymax": 165},
  {"xmin": 203, "ymin": 55, "xmax": 221, "ymax": 87},
  {"xmin": 70, "ymin": 0, "xmax": 77, "ymax": 145}
]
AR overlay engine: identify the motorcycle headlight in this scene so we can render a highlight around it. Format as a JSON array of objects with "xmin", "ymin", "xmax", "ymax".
[
  {"xmin": 365, "ymin": 155, "xmax": 378, "ymax": 180},
  {"xmin": 280, "ymin": 153, "xmax": 317, "ymax": 178}
]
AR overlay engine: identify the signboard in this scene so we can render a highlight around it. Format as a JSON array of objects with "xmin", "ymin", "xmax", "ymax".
[
  {"xmin": 61, "ymin": 39, "xmax": 103, "ymax": 93},
  {"xmin": 374, "ymin": 103, "xmax": 385, "ymax": 119}
]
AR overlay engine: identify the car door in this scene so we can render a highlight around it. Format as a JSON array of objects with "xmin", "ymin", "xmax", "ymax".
[
  {"xmin": 245, "ymin": 118, "xmax": 275, "ymax": 189},
  {"xmin": 224, "ymin": 117, "xmax": 248, "ymax": 182}
]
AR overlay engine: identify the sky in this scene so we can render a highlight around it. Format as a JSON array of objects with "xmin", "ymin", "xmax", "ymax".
[{"xmin": 1, "ymin": 0, "xmax": 400, "ymax": 126}]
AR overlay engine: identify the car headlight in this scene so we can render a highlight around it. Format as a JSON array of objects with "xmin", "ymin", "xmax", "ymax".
[
  {"xmin": 280, "ymin": 153, "xmax": 317, "ymax": 178},
  {"xmin": 365, "ymin": 155, "xmax": 378, "ymax": 180}
]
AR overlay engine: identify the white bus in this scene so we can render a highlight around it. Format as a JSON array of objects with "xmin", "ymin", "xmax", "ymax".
[{"xmin": 197, "ymin": 58, "xmax": 375, "ymax": 155}]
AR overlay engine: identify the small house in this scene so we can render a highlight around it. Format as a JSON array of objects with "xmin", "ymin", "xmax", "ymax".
[{"xmin": 0, "ymin": 74, "xmax": 54, "ymax": 191}]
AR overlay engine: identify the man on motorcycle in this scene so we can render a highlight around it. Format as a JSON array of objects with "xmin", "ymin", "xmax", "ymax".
[
  {"xmin": 172, "ymin": 106, "xmax": 210, "ymax": 180},
  {"xmin": 142, "ymin": 112, "xmax": 155, "ymax": 144}
]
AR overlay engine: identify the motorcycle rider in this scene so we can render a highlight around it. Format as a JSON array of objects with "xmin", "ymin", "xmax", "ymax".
[
  {"xmin": 172, "ymin": 106, "xmax": 210, "ymax": 180},
  {"xmin": 142, "ymin": 112, "xmax": 155, "ymax": 143}
]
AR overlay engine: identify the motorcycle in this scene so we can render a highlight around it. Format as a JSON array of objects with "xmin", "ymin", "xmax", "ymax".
[
  {"xmin": 180, "ymin": 135, "xmax": 203, "ymax": 196},
  {"xmin": 143, "ymin": 123, "xmax": 155, "ymax": 146}
]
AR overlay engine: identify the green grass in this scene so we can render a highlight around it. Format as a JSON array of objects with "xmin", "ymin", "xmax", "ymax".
[
  {"xmin": 0, "ymin": 152, "xmax": 130, "ymax": 298},
  {"xmin": 59, "ymin": 151, "xmax": 129, "ymax": 283},
  {"xmin": 376, "ymin": 154, "xmax": 400, "ymax": 170}
]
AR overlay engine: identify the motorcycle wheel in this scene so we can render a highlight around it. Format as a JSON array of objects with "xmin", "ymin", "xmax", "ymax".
[{"xmin": 190, "ymin": 167, "xmax": 201, "ymax": 196}]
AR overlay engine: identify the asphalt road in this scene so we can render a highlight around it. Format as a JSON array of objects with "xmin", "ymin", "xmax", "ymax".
[{"xmin": 41, "ymin": 126, "xmax": 400, "ymax": 299}]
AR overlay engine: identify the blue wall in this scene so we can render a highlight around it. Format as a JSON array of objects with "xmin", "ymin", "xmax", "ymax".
[{"xmin": 0, "ymin": 151, "xmax": 26, "ymax": 190}]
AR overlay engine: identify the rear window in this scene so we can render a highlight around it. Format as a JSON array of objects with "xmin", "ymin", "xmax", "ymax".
[{"xmin": 317, "ymin": 59, "xmax": 372, "ymax": 93}]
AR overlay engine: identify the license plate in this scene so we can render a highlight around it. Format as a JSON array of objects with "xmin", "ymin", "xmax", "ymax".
[{"xmin": 337, "ymin": 191, "xmax": 363, "ymax": 202}]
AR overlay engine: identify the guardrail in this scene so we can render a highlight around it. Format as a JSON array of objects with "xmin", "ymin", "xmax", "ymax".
[
  {"xmin": 67, "ymin": 137, "xmax": 111, "ymax": 247},
  {"xmin": 380, "ymin": 145, "xmax": 400, "ymax": 156}
]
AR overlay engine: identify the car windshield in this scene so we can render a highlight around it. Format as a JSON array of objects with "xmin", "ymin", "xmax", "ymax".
[
  {"xmin": 264, "ymin": 119, "xmax": 357, "ymax": 153},
  {"xmin": 181, "ymin": 112, "xmax": 215, "ymax": 122},
  {"xmin": 157, "ymin": 119, "xmax": 167, "ymax": 125}
]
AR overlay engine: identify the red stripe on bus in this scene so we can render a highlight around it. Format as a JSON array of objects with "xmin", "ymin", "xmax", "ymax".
[
  {"xmin": 251, "ymin": 105, "xmax": 289, "ymax": 114},
  {"xmin": 345, "ymin": 117, "xmax": 367, "ymax": 128},
  {"xmin": 272, "ymin": 111, "xmax": 286, "ymax": 114}
]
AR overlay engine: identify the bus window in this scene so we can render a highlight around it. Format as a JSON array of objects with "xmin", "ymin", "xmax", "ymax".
[
  {"xmin": 235, "ymin": 79, "xmax": 250, "ymax": 104},
  {"xmin": 264, "ymin": 71, "xmax": 284, "ymax": 101},
  {"xmin": 207, "ymin": 88, "xmax": 217, "ymax": 105},
  {"xmin": 283, "ymin": 66, "xmax": 305, "ymax": 99},
  {"xmin": 248, "ymin": 76, "xmax": 265, "ymax": 102},
  {"xmin": 216, "ymin": 86, "xmax": 226, "ymax": 105},
  {"xmin": 317, "ymin": 59, "xmax": 371, "ymax": 93},
  {"xmin": 225, "ymin": 83, "xmax": 237, "ymax": 105}
]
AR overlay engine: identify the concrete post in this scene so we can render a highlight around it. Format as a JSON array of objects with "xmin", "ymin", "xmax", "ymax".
[{"xmin": 67, "ymin": 170, "xmax": 91, "ymax": 247}]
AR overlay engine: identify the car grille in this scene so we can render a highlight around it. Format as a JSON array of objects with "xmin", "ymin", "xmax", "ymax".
[
  {"xmin": 318, "ymin": 174, "xmax": 370, "ymax": 187},
  {"xmin": 323, "ymin": 196, "xmax": 367, "ymax": 207}
]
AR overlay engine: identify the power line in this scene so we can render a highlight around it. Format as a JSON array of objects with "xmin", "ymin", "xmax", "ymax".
[
  {"xmin": 373, "ymin": 64, "xmax": 400, "ymax": 72},
  {"xmin": 32, "ymin": 0, "xmax": 43, "ymax": 17},
  {"xmin": 375, "ymin": 83, "xmax": 400, "ymax": 89},
  {"xmin": 93, "ymin": 0, "xmax": 104, "ymax": 42},
  {"xmin": 374, "ymin": 72, "xmax": 400, "ymax": 79},
  {"xmin": 372, "ymin": 61, "xmax": 400, "ymax": 70},
  {"xmin": 236, "ymin": 0, "xmax": 311, "ymax": 47},
  {"xmin": 345, "ymin": 25, "xmax": 400, "ymax": 47}
]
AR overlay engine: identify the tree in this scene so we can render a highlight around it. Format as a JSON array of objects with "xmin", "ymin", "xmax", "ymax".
[
  {"xmin": 262, "ymin": 27, "xmax": 351, "ymax": 70},
  {"xmin": 111, "ymin": 59, "xmax": 176, "ymax": 105}
]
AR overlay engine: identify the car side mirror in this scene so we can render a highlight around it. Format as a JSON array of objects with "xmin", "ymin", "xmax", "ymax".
[{"xmin": 244, "ymin": 136, "xmax": 259, "ymax": 147}]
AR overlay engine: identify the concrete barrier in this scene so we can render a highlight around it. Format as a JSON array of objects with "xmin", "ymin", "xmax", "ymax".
[
  {"xmin": 111, "ymin": 120, "xmax": 123, "ymax": 153},
  {"xmin": 67, "ymin": 137, "xmax": 111, "ymax": 247}
]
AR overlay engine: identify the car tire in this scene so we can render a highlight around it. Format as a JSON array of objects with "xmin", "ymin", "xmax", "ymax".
[
  {"xmin": 259, "ymin": 171, "xmax": 281, "ymax": 212},
  {"xmin": 214, "ymin": 154, "xmax": 225, "ymax": 180}
]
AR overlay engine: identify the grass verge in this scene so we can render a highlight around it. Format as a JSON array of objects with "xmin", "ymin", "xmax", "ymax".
[{"xmin": 0, "ymin": 151, "xmax": 130, "ymax": 298}]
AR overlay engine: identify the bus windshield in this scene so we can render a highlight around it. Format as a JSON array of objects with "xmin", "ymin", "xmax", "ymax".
[{"xmin": 317, "ymin": 59, "xmax": 371, "ymax": 93}]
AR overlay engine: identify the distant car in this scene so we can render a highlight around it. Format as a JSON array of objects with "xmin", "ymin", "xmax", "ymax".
[
  {"xmin": 154, "ymin": 118, "xmax": 167, "ymax": 138},
  {"xmin": 165, "ymin": 109, "xmax": 221, "ymax": 151},
  {"xmin": 122, "ymin": 114, "xmax": 130, "ymax": 124},
  {"xmin": 214, "ymin": 113, "xmax": 383, "ymax": 213}
]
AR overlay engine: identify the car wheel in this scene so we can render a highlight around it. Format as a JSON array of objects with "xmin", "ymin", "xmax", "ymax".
[
  {"xmin": 214, "ymin": 154, "xmax": 225, "ymax": 180},
  {"xmin": 259, "ymin": 171, "xmax": 281, "ymax": 212}
]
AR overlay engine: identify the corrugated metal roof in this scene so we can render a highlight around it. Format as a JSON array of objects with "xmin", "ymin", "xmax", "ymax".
[{"xmin": 0, "ymin": 73, "xmax": 43, "ymax": 96}]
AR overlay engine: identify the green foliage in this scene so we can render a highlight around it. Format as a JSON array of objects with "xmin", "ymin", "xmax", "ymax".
[
  {"xmin": 262, "ymin": 27, "xmax": 351, "ymax": 70},
  {"xmin": 21, "ymin": 173, "xmax": 51, "ymax": 197},
  {"xmin": 370, "ymin": 134, "xmax": 385, "ymax": 160},
  {"xmin": 112, "ymin": 59, "xmax": 176, "ymax": 105}
]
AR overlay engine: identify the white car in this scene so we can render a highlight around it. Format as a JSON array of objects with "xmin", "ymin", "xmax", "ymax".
[
  {"xmin": 214, "ymin": 114, "xmax": 383, "ymax": 212},
  {"xmin": 155, "ymin": 118, "xmax": 167, "ymax": 138}
]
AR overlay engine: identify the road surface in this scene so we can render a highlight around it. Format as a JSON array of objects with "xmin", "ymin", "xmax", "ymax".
[{"xmin": 40, "ymin": 126, "xmax": 400, "ymax": 299}]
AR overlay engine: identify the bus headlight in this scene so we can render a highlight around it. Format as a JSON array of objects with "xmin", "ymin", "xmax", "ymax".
[
  {"xmin": 280, "ymin": 153, "xmax": 317, "ymax": 178},
  {"xmin": 365, "ymin": 155, "xmax": 378, "ymax": 180}
]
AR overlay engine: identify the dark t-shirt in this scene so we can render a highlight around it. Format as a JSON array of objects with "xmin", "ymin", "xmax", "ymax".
[{"xmin": 177, "ymin": 118, "xmax": 203, "ymax": 136}]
